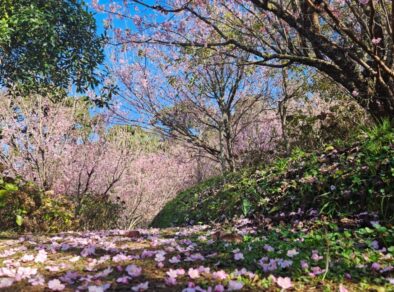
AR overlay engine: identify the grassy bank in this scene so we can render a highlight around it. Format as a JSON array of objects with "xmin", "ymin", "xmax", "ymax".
[{"xmin": 152, "ymin": 122, "xmax": 394, "ymax": 228}]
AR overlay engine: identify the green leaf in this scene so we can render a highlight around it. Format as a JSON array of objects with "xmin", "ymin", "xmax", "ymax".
[
  {"xmin": 0, "ymin": 189, "xmax": 8, "ymax": 199},
  {"xmin": 15, "ymin": 215, "xmax": 23, "ymax": 226},
  {"xmin": 4, "ymin": 183, "xmax": 18, "ymax": 191},
  {"xmin": 325, "ymin": 145, "xmax": 335, "ymax": 152},
  {"xmin": 242, "ymin": 198, "xmax": 252, "ymax": 216}
]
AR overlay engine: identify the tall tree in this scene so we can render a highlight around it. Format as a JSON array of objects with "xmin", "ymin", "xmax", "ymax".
[
  {"xmin": 0, "ymin": 0, "xmax": 110, "ymax": 101},
  {"xmin": 112, "ymin": 48, "xmax": 280, "ymax": 172},
  {"xmin": 101, "ymin": 0, "xmax": 394, "ymax": 120}
]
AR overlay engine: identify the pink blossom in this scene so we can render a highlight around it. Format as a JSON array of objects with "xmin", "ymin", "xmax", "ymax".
[
  {"xmin": 371, "ymin": 262, "xmax": 381, "ymax": 271},
  {"xmin": 29, "ymin": 276, "xmax": 45, "ymax": 286},
  {"xmin": 188, "ymin": 268, "xmax": 200, "ymax": 279},
  {"xmin": 339, "ymin": 284, "xmax": 349, "ymax": 292},
  {"xmin": 276, "ymin": 277, "xmax": 292, "ymax": 290},
  {"xmin": 13, "ymin": 267, "xmax": 38, "ymax": 281},
  {"xmin": 359, "ymin": 0, "xmax": 369, "ymax": 4},
  {"xmin": 198, "ymin": 266, "xmax": 210, "ymax": 274},
  {"xmin": 234, "ymin": 252, "xmax": 244, "ymax": 261},
  {"xmin": 311, "ymin": 250, "xmax": 323, "ymax": 261},
  {"xmin": 310, "ymin": 266, "xmax": 325, "ymax": 276},
  {"xmin": 214, "ymin": 284, "xmax": 225, "ymax": 292},
  {"xmin": 112, "ymin": 254, "xmax": 129, "ymax": 262},
  {"xmin": 21, "ymin": 254, "xmax": 35, "ymax": 262},
  {"xmin": 372, "ymin": 37, "xmax": 382, "ymax": 45},
  {"xmin": 98, "ymin": 255, "xmax": 111, "ymax": 264},
  {"xmin": 300, "ymin": 260, "xmax": 309, "ymax": 270},
  {"xmin": 169, "ymin": 255, "xmax": 181, "ymax": 263},
  {"xmin": 126, "ymin": 265, "xmax": 142, "ymax": 277},
  {"xmin": 287, "ymin": 249, "xmax": 299, "ymax": 257},
  {"xmin": 88, "ymin": 284, "xmax": 111, "ymax": 292},
  {"xmin": 0, "ymin": 278, "xmax": 14, "ymax": 288},
  {"xmin": 48, "ymin": 279, "xmax": 65, "ymax": 291},
  {"xmin": 0, "ymin": 249, "xmax": 17, "ymax": 258},
  {"xmin": 165, "ymin": 277, "xmax": 177, "ymax": 286},
  {"xmin": 116, "ymin": 276, "xmax": 130, "ymax": 284},
  {"xmin": 166, "ymin": 269, "xmax": 180, "ymax": 278},
  {"xmin": 69, "ymin": 256, "xmax": 80, "ymax": 262},
  {"xmin": 154, "ymin": 251, "xmax": 166, "ymax": 262},
  {"xmin": 227, "ymin": 280, "xmax": 244, "ymax": 291},
  {"xmin": 212, "ymin": 270, "xmax": 227, "ymax": 280},
  {"xmin": 131, "ymin": 281, "xmax": 149, "ymax": 291},
  {"xmin": 35, "ymin": 249, "xmax": 48, "ymax": 263},
  {"xmin": 45, "ymin": 266, "xmax": 60, "ymax": 272}
]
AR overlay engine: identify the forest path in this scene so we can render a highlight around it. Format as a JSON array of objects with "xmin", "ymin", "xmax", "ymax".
[{"xmin": 0, "ymin": 220, "xmax": 393, "ymax": 291}]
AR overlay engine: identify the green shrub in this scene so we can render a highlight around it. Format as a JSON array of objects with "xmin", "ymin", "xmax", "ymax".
[
  {"xmin": 76, "ymin": 194, "xmax": 123, "ymax": 230},
  {"xmin": 0, "ymin": 175, "xmax": 124, "ymax": 232},
  {"xmin": 0, "ymin": 177, "xmax": 75, "ymax": 232}
]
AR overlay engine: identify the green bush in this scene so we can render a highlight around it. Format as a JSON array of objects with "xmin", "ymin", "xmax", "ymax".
[
  {"xmin": 153, "ymin": 120, "xmax": 394, "ymax": 227},
  {"xmin": 76, "ymin": 194, "xmax": 124, "ymax": 230},
  {"xmin": 0, "ymin": 176, "xmax": 75, "ymax": 232},
  {"xmin": 0, "ymin": 174, "xmax": 124, "ymax": 232}
]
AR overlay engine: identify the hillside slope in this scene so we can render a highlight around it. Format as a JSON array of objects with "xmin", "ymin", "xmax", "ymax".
[{"xmin": 152, "ymin": 122, "xmax": 394, "ymax": 228}]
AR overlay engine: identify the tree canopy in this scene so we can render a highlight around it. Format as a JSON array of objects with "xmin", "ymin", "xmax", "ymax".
[
  {"xmin": 0, "ymin": 0, "xmax": 106, "ymax": 97},
  {"xmin": 103, "ymin": 0, "xmax": 394, "ymax": 120}
]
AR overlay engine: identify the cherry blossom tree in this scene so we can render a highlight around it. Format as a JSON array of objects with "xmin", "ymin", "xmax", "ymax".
[
  {"xmin": 0, "ymin": 93, "xmax": 134, "ymax": 211},
  {"xmin": 0, "ymin": 92, "xmax": 214, "ymax": 227},
  {"xmin": 117, "ymin": 144, "xmax": 217, "ymax": 227},
  {"xmin": 98, "ymin": 0, "xmax": 394, "ymax": 121},
  {"xmin": 109, "ymin": 35, "xmax": 282, "ymax": 172},
  {"xmin": 0, "ymin": 93, "xmax": 84, "ymax": 189}
]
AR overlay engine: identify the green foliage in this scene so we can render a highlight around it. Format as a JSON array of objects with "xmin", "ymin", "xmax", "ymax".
[
  {"xmin": 0, "ymin": 173, "xmax": 124, "ymax": 232},
  {"xmin": 192, "ymin": 221, "xmax": 394, "ymax": 289},
  {"xmin": 151, "ymin": 174, "xmax": 243, "ymax": 227},
  {"xmin": 0, "ymin": 176, "xmax": 75, "ymax": 232},
  {"xmin": 107, "ymin": 125, "xmax": 162, "ymax": 152},
  {"xmin": 153, "ymin": 121, "xmax": 394, "ymax": 227},
  {"xmin": 36, "ymin": 194, "xmax": 75, "ymax": 232},
  {"xmin": 0, "ymin": 0, "xmax": 111, "ymax": 102},
  {"xmin": 76, "ymin": 194, "xmax": 123, "ymax": 230},
  {"xmin": 283, "ymin": 93, "xmax": 369, "ymax": 152}
]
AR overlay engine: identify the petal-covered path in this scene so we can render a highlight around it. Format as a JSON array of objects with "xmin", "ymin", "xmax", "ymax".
[{"xmin": 0, "ymin": 218, "xmax": 394, "ymax": 291}]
